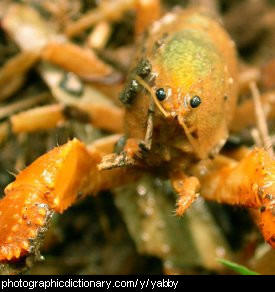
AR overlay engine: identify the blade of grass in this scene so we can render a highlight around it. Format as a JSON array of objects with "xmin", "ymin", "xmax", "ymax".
[{"xmin": 217, "ymin": 258, "xmax": 260, "ymax": 275}]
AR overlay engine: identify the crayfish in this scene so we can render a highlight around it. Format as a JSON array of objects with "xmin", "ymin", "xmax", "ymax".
[{"xmin": 0, "ymin": 0, "xmax": 274, "ymax": 272}]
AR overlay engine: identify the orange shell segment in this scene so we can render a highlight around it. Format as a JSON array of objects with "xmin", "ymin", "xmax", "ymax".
[
  {"xmin": 0, "ymin": 186, "xmax": 50, "ymax": 261},
  {"xmin": 5, "ymin": 139, "xmax": 97, "ymax": 213}
]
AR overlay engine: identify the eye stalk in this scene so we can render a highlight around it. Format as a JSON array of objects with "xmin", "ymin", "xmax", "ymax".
[
  {"xmin": 155, "ymin": 88, "xmax": 167, "ymax": 101},
  {"xmin": 190, "ymin": 95, "xmax": 202, "ymax": 108}
]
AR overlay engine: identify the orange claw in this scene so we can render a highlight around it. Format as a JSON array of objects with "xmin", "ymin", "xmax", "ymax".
[
  {"xmin": 4, "ymin": 138, "xmax": 96, "ymax": 213},
  {"xmin": 0, "ymin": 139, "xmax": 92, "ymax": 261},
  {"xmin": 198, "ymin": 148, "xmax": 275, "ymax": 248},
  {"xmin": 0, "ymin": 138, "xmax": 137, "ymax": 261},
  {"xmin": 0, "ymin": 187, "xmax": 51, "ymax": 261}
]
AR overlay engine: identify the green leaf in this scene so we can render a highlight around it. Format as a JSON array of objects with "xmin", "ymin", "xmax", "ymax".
[{"xmin": 217, "ymin": 258, "xmax": 260, "ymax": 275}]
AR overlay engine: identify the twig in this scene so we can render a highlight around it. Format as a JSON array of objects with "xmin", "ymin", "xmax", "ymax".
[
  {"xmin": 87, "ymin": 21, "xmax": 112, "ymax": 50},
  {"xmin": 249, "ymin": 81, "xmax": 274, "ymax": 157},
  {"xmin": 251, "ymin": 128, "xmax": 262, "ymax": 148},
  {"xmin": 189, "ymin": 0, "xmax": 219, "ymax": 17},
  {"xmin": 238, "ymin": 66, "xmax": 261, "ymax": 91},
  {"xmin": 0, "ymin": 51, "xmax": 40, "ymax": 101},
  {"xmin": 65, "ymin": 0, "xmax": 135, "ymax": 37},
  {"xmin": 0, "ymin": 122, "xmax": 9, "ymax": 145},
  {"xmin": 0, "ymin": 92, "xmax": 50, "ymax": 120}
]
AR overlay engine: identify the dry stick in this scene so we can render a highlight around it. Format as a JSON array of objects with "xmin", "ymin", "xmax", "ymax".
[
  {"xmin": 0, "ymin": 92, "xmax": 50, "ymax": 120},
  {"xmin": 189, "ymin": 0, "xmax": 219, "ymax": 17},
  {"xmin": 250, "ymin": 128, "xmax": 262, "ymax": 148},
  {"xmin": 249, "ymin": 81, "xmax": 274, "ymax": 157},
  {"xmin": 0, "ymin": 51, "xmax": 40, "ymax": 101},
  {"xmin": 87, "ymin": 21, "xmax": 112, "ymax": 50},
  {"xmin": 0, "ymin": 122, "xmax": 9, "ymax": 145},
  {"xmin": 10, "ymin": 102, "xmax": 124, "ymax": 134},
  {"xmin": 238, "ymin": 66, "xmax": 261, "ymax": 92},
  {"xmin": 10, "ymin": 104, "xmax": 65, "ymax": 134},
  {"xmin": 65, "ymin": 0, "xmax": 135, "ymax": 37}
]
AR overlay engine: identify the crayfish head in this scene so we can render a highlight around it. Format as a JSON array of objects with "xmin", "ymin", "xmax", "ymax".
[
  {"xmin": 152, "ymin": 74, "xmax": 231, "ymax": 160},
  {"xmin": 148, "ymin": 23, "xmax": 238, "ymax": 159}
]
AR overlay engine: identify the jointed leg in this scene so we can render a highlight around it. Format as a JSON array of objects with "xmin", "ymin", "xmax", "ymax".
[
  {"xmin": 138, "ymin": 101, "xmax": 154, "ymax": 152},
  {"xmin": 170, "ymin": 170, "xmax": 200, "ymax": 216},
  {"xmin": 98, "ymin": 102, "xmax": 155, "ymax": 170},
  {"xmin": 97, "ymin": 151, "xmax": 138, "ymax": 170}
]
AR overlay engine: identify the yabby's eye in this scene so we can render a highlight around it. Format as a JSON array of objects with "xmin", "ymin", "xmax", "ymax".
[
  {"xmin": 190, "ymin": 95, "xmax": 202, "ymax": 108},
  {"xmin": 155, "ymin": 88, "xmax": 167, "ymax": 101}
]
